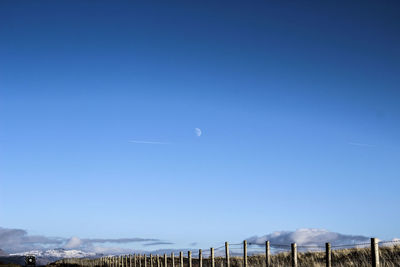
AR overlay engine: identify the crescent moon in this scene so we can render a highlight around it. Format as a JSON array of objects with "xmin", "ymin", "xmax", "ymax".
[{"xmin": 195, "ymin": 128, "xmax": 202, "ymax": 137}]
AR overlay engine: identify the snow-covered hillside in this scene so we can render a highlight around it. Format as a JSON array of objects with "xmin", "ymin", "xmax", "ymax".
[
  {"xmin": 7, "ymin": 248, "xmax": 102, "ymax": 265},
  {"xmin": 10, "ymin": 248, "xmax": 98, "ymax": 258}
]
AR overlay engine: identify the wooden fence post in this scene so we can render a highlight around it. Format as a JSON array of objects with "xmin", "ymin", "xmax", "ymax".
[
  {"xmin": 266, "ymin": 241, "xmax": 270, "ymax": 267},
  {"xmin": 188, "ymin": 251, "xmax": 192, "ymax": 267},
  {"xmin": 291, "ymin": 243, "xmax": 297, "ymax": 267},
  {"xmin": 371, "ymin": 238, "xmax": 380, "ymax": 267},
  {"xmin": 210, "ymin": 248, "xmax": 215, "ymax": 267},
  {"xmin": 139, "ymin": 255, "xmax": 141, "ymax": 267},
  {"xmin": 144, "ymin": 254, "xmax": 147, "ymax": 267},
  {"xmin": 180, "ymin": 252, "xmax": 183, "ymax": 267},
  {"xmin": 225, "ymin": 242, "xmax": 230, "ymax": 267},
  {"xmin": 199, "ymin": 249, "xmax": 202, "ymax": 267},
  {"xmin": 243, "ymin": 240, "xmax": 247, "ymax": 267},
  {"xmin": 326, "ymin": 243, "xmax": 331, "ymax": 267},
  {"xmin": 171, "ymin": 253, "xmax": 174, "ymax": 267},
  {"xmin": 164, "ymin": 254, "xmax": 167, "ymax": 267},
  {"xmin": 150, "ymin": 255, "xmax": 153, "ymax": 267},
  {"xmin": 157, "ymin": 255, "xmax": 160, "ymax": 267}
]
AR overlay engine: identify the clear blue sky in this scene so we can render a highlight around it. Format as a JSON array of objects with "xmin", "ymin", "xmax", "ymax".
[{"xmin": 0, "ymin": 0, "xmax": 399, "ymax": 250}]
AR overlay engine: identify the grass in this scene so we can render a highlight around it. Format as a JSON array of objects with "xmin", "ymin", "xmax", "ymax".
[
  {"xmin": 0, "ymin": 263, "xmax": 21, "ymax": 267},
  {"xmin": 204, "ymin": 245, "xmax": 400, "ymax": 267},
  {"xmin": 51, "ymin": 245, "xmax": 400, "ymax": 267}
]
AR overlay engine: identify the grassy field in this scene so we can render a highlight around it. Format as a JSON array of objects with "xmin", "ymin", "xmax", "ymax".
[
  {"xmin": 51, "ymin": 245, "xmax": 400, "ymax": 267},
  {"xmin": 0, "ymin": 263, "xmax": 22, "ymax": 267},
  {"xmin": 198, "ymin": 245, "xmax": 400, "ymax": 267}
]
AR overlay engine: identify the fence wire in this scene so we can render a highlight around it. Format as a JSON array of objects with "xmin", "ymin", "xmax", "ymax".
[{"xmin": 53, "ymin": 239, "xmax": 400, "ymax": 267}]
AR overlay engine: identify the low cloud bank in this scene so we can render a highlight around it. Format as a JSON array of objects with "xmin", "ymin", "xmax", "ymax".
[
  {"xmin": 0, "ymin": 227, "xmax": 167, "ymax": 254},
  {"xmin": 247, "ymin": 229, "xmax": 370, "ymax": 246},
  {"xmin": 143, "ymin": 242, "xmax": 175, "ymax": 247},
  {"xmin": 1, "ymin": 226, "xmax": 396, "ymax": 255},
  {"xmin": 0, "ymin": 227, "xmax": 64, "ymax": 253}
]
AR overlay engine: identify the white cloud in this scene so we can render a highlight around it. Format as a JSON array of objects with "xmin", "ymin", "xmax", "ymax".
[
  {"xmin": 65, "ymin": 237, "xmax": 82, "ymax": 249},
  {"xmin": 246, "ymin": 228, "xmax": 370, "ymax": 246}
]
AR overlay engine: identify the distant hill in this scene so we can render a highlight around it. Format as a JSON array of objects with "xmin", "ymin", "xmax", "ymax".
[
  {"xmin": 0, "ymin": 250, "xmax": 8, "ymax": 257},
  {"xmin": 10, "ymin": 248, "xmax": 98, "ymax": 259},
  {"xmin": 0, "ymin": 255, "xmax": 25, "ymax": 266},
  {"xmin": 6, "ymin": 248, "xmax": 102, "ymax": 266}
]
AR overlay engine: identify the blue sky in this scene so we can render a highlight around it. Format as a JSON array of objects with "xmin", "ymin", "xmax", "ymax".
[{"xmin": 0, "ymin": 0, "xmax": 400, "ymax": 252}]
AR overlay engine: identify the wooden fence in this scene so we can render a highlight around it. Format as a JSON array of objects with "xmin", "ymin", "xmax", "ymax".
[{"xmin": 56, "ymin": 238, "xmax": 383, "ymax": 267}]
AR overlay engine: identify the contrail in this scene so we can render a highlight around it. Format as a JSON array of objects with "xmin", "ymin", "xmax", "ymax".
[
  {"xmin": 129, "ymin": 140, "xmax": 170, "ymax": 145},
  {"xmin": 348, "ymin": 142, "xmax": 376, "ymax": 147}
]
